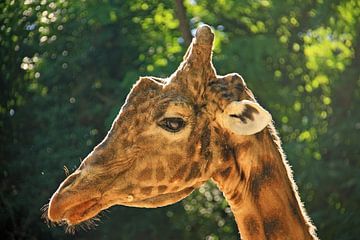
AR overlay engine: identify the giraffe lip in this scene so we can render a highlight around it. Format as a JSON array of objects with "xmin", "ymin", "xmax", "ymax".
[
  {"xmin": 62, "ymin": 198, "xmax": 102, "ymax": 225},
  {"xmin": 48, "ymin": 187, "xmax": 103, "ymax": 224}
]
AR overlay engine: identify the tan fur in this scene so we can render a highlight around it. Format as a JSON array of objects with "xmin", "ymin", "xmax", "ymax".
[{"xmin": 47, "ymin": 25, "xmax": 318, "ymax": 239}]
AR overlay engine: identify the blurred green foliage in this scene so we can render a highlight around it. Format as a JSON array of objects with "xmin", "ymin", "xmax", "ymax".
[{"xmin": 1, "ymin": 0, "xmax": 359, "ymax": 239}]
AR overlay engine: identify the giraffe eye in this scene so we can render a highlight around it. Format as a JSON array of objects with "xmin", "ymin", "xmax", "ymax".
[{"xmin": 158, "ymin": 117, "xmax": 186, "ymax": 133}]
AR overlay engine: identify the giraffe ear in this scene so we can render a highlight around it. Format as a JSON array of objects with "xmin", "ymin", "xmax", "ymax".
[{"xmin": 216, "ymin": 100, "xmax": 272, "ymax": 135}]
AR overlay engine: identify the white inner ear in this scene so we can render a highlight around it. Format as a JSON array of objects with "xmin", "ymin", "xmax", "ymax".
[{"xmin": 217, "ymin": 100, "xmax": 272, "ymax": 135}]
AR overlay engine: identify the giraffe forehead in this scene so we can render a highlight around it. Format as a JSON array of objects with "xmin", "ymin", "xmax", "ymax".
[
  {"xmin": 122, "ymin": 80, "xmax": 194, "ymax": 119},
  {"xmin": 159, "ymin": 101, "xmax": 194, "ymax": 119}
]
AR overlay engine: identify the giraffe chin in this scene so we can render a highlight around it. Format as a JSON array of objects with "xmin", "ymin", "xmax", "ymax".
[{"xmin": 58, "ymin": 186, "xmax": 198, "ymax": 225}]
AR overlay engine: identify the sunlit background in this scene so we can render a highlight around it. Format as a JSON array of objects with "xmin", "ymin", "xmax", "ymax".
[{"xmin": 1, "ymin": 0, "xmax": 359, "ymax": 239}]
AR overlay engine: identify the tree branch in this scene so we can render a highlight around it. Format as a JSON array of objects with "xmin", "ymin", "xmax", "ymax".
[{"xmin": 174, "ymin": 0, "xmax": 192, "ymax": 46}]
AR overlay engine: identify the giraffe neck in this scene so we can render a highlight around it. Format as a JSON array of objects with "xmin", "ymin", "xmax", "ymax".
[{"xmin": 213, "ymin": 126, "xmax": 318, "ymax": 240}]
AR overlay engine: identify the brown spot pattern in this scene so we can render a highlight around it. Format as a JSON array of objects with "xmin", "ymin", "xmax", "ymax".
[
  {"xmin": 188, "ymin": 144, "xmax": 196, "ymax": 157},
  {"xmin": 244, "ymin": 215, "xmax": 260, "ymax": 236},
  {"xmin": 240, "ymin": 170, "xmax": 246, "ymax": 181},
  {"xmin": 235, "ymin": 83, "xmax": 244, "ymax": 92},
  {"xmin": 158, "ymin": 185, "xmax": 167, "ymax": 193},
  {"xmin": 206, "ymin": 76, "xmax": 246, "ymax": 104},
  {"xmin": 170, "ymin": 164, "xmax": 188, "ymax": 182},
  {"xmin": 264, "ymin": 216, "xmax": 283, "ymax": 238},
  {"xmin": 214, "ymin": 127, "xmax": 221, "ymax": 135},
  {"xmin": 153, "ymin": 101, "xmax": 170, "ymax": 120},
  {"xmin": 156, "ymin": 166, "xmax": 165, "ymax": 181},
  {"xmin": 221, "ymin": 143, "xmax": 235, "ymax": 162},
  {"xmin": 185, "ymin": 162, "xmax": 201, "ymax": 181},
  {"xmin": 232, "ymin": 150, "xmax": 241, "ymax": 178},
  {"xmin": 138, "ymin": 167, "xmax": 152, "ymax": 181},
  {"xmin": 168, "ymin": 154, "xmax": 182, "ymax": 171},
  {"xmin": 222, "ymin": 93, "xmax": 233, "ymax": 99},
  {"xmin": 200, "ymin": 124, "xmax": 212, "ymax": 161},
  {"xmin": 133, "ymin": 118, "xmax": 140, "ymax": 126},
  {"xmin": 250, "ymin": 162, "xmax": 275, "ymax": 200},
  {"xmin": 140, "ymin": 186, "xmax": 153, "ymax": 195},
  {"xmin": 219, "ymin": 167, "xmax": 232, "ymax": 179}
]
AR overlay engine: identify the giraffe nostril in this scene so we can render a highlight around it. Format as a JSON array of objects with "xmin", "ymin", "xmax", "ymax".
[{"xmin": 60, "ymin": 172, "xmax": 80, "ymax": 191}]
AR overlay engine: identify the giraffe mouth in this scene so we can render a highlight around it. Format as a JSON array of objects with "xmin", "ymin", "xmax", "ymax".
[
  {"xmin": 47, "ymin": 189, "xmax": 103, "ymax": 226},
  {"xmin": 48, "ymin": 185, "xmax": 197, "ymax": 226},
  {"xmin": 61, "ymin": 198, "xmax": 102, "ymax": 225}
]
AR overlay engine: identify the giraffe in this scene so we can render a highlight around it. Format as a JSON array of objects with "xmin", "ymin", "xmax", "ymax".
[{"xmin": 46, "ymin": 25, "xmax": 318, "ymax": 239}]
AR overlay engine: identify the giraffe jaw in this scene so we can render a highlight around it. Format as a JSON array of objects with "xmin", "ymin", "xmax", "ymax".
[
  {"xmin": 116, "ymin": 181, "xmax": 206, "ymax": 209},
  {"xmin": 118, "ymin": 186, "xmax": 195, "ymax": 208},
  {"xmin": 49, "ymin": 185, "xmax": 197, "ymax": 226}
]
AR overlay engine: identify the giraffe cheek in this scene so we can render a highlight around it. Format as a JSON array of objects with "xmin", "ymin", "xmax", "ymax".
[
  {"xmin": 169, "ymin": 164, "xmax": 188, "ymax": 183},
  {"xmin": 136, "ymin": 167, "xmax": 153, "ymax": 181}
]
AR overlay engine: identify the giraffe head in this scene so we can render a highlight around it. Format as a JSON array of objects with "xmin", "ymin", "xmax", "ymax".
[{"xmin": 47, "ymin": 25, "xmax": 272, "ymax": 226}]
